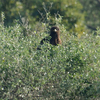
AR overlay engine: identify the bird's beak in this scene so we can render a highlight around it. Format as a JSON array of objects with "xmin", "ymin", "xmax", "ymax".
[{"xmin": 54, "ymin": 29, "xmax": 57, "ymax": 32}]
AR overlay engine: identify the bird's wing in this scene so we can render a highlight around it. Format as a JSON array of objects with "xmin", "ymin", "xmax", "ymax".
[{"xmin": 40, "ymin": 36, "xmax": 51, "ymax": 45}]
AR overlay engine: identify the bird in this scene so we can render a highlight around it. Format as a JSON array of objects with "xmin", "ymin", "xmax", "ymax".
[
  {"xmin": 41, "ymin": 26, "xmax": 61, "ymax": 45},
  {"xmin": 37, "ymin": 26, "xmax": 62, "ymax": 50}
]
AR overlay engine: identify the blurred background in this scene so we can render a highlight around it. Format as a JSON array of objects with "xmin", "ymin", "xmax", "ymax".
[{"xmin": 0, "ymin": 0, "xmax": 100, "ymax": 33}]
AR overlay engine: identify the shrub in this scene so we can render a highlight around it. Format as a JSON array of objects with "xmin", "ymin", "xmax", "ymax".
[{"xmin": 0, "ymin": 13, "xmax": 100, "ymax": 100}]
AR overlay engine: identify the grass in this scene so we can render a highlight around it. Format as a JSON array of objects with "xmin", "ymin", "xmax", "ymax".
[{"xmin": 0, "ymin": 13, "xmax": 100, "ymax": 100}]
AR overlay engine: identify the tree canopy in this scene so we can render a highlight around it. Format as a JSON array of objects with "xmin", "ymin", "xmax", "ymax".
[
  {"xmin": 0, "ymin": 0, "xmax": 85, "ymax": 35},
  {"xmin": 79, "ymin": 0, "xmax": 100, "ymax": 31}
]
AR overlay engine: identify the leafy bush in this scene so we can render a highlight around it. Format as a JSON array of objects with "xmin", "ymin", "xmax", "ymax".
[{"xmin": 0, "ymin": 13, "xmax": 100, "ymax": 100}]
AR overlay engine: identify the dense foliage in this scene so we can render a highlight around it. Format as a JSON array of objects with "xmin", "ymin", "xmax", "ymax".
[
  {"xmin": 79, "ymin": 0, "xmax": 100, "ymax": 31},
  {"xmin": 0, "ymin": 0, "xmax": 85, "ymax": 35},
  {"xmin": 0, "ymin": 0, "xmax": 100, "ymax": 99},
  {"xmin": 0, "ymin": 12, "xmax": 100, "ymax": 99},
  {"xmin": 1, "ymin": 0, "xmax": 100, "ymax": 32}
]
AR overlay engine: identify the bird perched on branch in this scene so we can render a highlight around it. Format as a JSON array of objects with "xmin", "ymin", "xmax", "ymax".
[{"xmin": 37, "ymin": 26, "xmax": 62, "ymax": 50}]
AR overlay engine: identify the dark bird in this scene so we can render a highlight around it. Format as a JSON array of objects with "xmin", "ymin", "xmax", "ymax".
[
  {"xmin": 41, "ymin": 26, "xmax": 61, "ymax": 45},
  {"xmin": 37, "ymin": 26, "xmax": 62, "ymax": 50}
]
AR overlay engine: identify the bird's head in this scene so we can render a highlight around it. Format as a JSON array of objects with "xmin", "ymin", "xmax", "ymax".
[{"xmin": 50, "ymin": 26, "xmax": 60, "ymax": 37}]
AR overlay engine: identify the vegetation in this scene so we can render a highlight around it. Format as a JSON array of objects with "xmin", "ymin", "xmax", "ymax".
[
  {"xmin": 0, "ymin": 0, "xmax": 85, "ymax": 36},
  {"xmin": 79, "ymin": 0, "xmax": 100, "ymax": 31},
  {"xmin": 0, "ymin": 10, "xmax": 100, "ymax": 99},
  {"xmin": 0, "ymin": 0, "xmax": 100, "ymax": 100}
]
